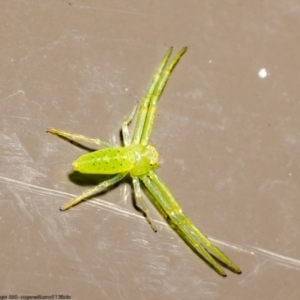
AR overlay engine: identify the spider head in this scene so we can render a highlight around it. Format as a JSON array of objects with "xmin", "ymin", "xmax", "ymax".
[{"xmin": 129, "ymin": 144, "xmax": 159, "ymax": 176}]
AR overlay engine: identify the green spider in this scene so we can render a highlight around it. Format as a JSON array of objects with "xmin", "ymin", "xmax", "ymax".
[{"xmin": 47, "ymin": 47, "xmax": 241, "ymax": 276}]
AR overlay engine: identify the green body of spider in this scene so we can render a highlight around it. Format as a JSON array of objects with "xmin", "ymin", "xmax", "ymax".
[{"xmin": 47, "ymin": 47, "xmax": 241, "ymax": 276}]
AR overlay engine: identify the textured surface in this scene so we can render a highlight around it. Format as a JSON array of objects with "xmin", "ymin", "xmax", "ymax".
[{"xmin": 1, "ymin": 1, "xmax": 300, "ymax": 299}]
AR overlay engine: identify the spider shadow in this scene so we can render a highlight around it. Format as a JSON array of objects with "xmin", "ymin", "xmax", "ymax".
[{"xmin": 69, "ymin": 171, "xmax": 113, "ymax": 187}]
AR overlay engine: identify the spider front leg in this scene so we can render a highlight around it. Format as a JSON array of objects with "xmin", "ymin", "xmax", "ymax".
[
  {"xmin": 132, "ymin": 48, "xmax": 173, "ymax": 145},
  {"xmin": 47, "ymin": 128, "xmax": 114, "ymax": 148},
  {"xmin": 140, "ymin": 47, "xmax": 187, "ymax": 146},
  {"xmin": 60, "ymin": 172, "xmax": 127, "ymax": 211}
]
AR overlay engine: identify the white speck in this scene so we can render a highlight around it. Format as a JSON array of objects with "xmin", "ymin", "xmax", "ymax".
[
  {"xmin": 258, "ymin": 68, "xmax": 268, "ymax": 78},
  {"xmin": 125, "ymin": 87, "xmax": 129, "ymax": 92},
  {"xmin": 208, "ymin": 60, "xmax": 212, "ymax": 63}
]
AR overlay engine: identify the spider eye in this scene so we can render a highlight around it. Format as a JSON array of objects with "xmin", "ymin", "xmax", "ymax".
[{"xmin": 147, "ymin": 145, "xmax": 159, "ymax": 166}]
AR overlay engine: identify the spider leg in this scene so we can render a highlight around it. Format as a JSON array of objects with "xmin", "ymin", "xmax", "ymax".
[
  {"xmin": 140, "ymin": 47, "xmax": 187, "ymax": 146},
  {"xmin": 132, "ymin": 48, "xmax": 173, "ymax": 145},
  {"xmin": 47, "ymin": 128, "xmax": 114, "ymax": 148},
  {"xmin": 122, "ymin": 102, "xmax": 139, "ymax": 147},
  {"xmin": 140, "ymin": 171, "xmax": 242, "ymax": 276},
  {"xmin": 60, "ymin": 172, "xmax": 127, "ymax": 211},
  {"xmin": 132, "ymin": 177, "xmax": 158, "ymax": 231}
]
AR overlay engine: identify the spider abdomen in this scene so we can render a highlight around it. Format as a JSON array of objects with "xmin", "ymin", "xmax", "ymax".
[{"xmin": 72, "ymin": 147, "xmax": 135, "ymax": 174}]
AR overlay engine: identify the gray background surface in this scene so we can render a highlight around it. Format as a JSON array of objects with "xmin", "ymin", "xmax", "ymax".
[{"xmin": 1, "ymin": 1, "xmax": 300, "ymax": 299}]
